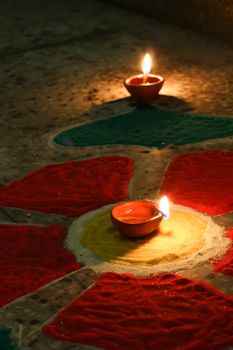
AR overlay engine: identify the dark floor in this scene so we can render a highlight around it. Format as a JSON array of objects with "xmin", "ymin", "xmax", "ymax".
[{"xmin": 0, "ymin": 1, "xmax": 233, "ymax": 349}]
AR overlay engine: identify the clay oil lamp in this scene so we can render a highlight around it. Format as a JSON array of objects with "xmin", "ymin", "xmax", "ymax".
[
  {"xmin": 111, "ymin": 196, "xmax": 169, "ymax": 239},
  {"xmin": 124, "ymin": 53, "xmax": 164, "ymax": 104}
]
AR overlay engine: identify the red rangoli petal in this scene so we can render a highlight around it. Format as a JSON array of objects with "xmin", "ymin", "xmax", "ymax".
[
  {"xmin": 0, "ymin": 156, "xmax": 134, "ymax": 217},
  {"xmin": 0, "ymin": 224, "xmax": 81, "ymax": 307},
  {"xmin": 160, "ymin": 151, "xmax": 233, "ymax": 215},
  {"xmin": 43, "ymin": 272, "xmax": 233, "ymax": 350},
  {"xmin": 212, "ymin": 227, "xmax": 233, "ymax": 276}
]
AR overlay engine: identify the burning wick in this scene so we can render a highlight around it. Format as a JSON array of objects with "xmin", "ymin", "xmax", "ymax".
[
  {"xmin": 124, "ymin": 52, "xmax": 164, "ymax": 104},
  {"xmin": 159, "ymin": 196, "xmax": 170, "ymax": 219},
  {"xmin": 142, "ymin": 53, "xmax": 152, "ymax": 84}
]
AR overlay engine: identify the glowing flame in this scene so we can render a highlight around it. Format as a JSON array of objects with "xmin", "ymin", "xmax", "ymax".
[
  {"xmin": 159, "ymin": 196, "xmax": 170, "ymax": 219},
  {"xmin": 142, "ymin": 53, "xmax": 152, "ymax": 75}
]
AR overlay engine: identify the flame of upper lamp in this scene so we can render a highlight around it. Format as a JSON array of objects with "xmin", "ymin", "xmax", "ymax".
[
  {"xmin": 159, "ymin": 196, "xmax": 170, "ymax": 219},
  {"xmin": 142, "ymin": 53, "xmax": 152, "ymax": 75}
]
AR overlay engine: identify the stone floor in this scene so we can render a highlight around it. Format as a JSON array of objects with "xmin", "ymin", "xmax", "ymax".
[
  {"xmin": 1, "ymin": 0, "xmax": 233, "ymax": 186},
  {"xmin": 0, "ymin": 0, "xmax": 233, "ymax": 349}
]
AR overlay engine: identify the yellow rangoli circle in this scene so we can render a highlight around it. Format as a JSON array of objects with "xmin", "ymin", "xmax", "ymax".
[{"xmin": 80, "ymin": 208, "xmax": 206, "ymax": 265}]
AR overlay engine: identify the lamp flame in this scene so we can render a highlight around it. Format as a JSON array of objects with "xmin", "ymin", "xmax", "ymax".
[
  {"xmin": 159, "ymin": 196, "xmax": 170, "ymax": 219},
  {"xmin": 142, "ymin": 53, "xmax": 152, "ymax": 75}
]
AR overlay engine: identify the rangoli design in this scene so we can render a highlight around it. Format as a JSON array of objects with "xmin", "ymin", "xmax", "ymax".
[{"xmin": 1, "ymin": 106, "xmax": 233, "ymax": 349}]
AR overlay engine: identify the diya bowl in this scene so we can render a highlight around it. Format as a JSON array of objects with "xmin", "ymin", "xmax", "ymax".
[
  {"xmin": 111, "ymin": 200, "xmax": 162, "ymax": 238},
  {"xmin": 124, "ymin": 74, "xmax": 164, "ymax": 104}
]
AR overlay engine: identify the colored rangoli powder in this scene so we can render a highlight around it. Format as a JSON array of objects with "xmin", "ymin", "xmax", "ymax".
[
  {"xmin": 160, "ymin": 150, "xmax": 233, "ymax": 215},
  {"xmin": 0, "ymin": 223, "xmax": 81, "ymax": 307},
  {"xmin": 0, "ymin": 328, "xmax": 20, "ymax": 350},
  {"xmin": 43, "ymin": 272, "xmax": 233, "ymax": 350},
  {"xmin": 67, "ymin": 204, "xmax": 228, "ymax": 275},
  {"xmin": 53, "ymin": 107, "xmax": 233, "ymax": 149},
  {"xmin": 80, "ymin": 209, "xmax": 206, "ymax": 264},
  {"xmin": 212, "ymin": 227, "xmax": 233, "ymax": 276},
  {"xmin": 0, "ymin": 156, "xmax": 133, "ymax": 217}
]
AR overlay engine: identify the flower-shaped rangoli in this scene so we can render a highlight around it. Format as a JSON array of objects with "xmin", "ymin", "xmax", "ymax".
[{"xmin": 1, "ymin": 128, "xmax": 233, "ymax": 349}]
